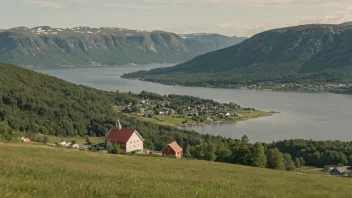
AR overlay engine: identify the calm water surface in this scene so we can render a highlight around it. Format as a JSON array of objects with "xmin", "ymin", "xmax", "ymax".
[{"xmin": 35, "ymin": 64, "xmax": 352, "ymax": 142}]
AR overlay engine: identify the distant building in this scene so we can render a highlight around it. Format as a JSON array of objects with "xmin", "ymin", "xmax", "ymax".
[
  {"xmin": 161, "ymin": 141, "xmax": 183, "ymax": 159},
  {"xmin": 60, "ymin": 141, "xmax": 71, "ymax": 147},
  {"xmin": 20, "ymin": 137, "xmax": 30, "ymax": 143},
  {"xmin": 328, "ymin": 167, "xmax": 347, "ymax": 176},
  {"xmin": 105, "ymin": 120, "xmax": 144, "ymax": 152}
]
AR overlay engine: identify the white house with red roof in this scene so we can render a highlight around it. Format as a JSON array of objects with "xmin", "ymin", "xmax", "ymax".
[{"xmin": 105, "ymin": 119, "xmax": 144, "ymax": 152}]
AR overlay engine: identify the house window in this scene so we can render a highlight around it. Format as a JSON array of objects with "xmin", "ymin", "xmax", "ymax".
[{"xmin": 130, "ymin": 141, "xmax": 132, "ymax": 144}]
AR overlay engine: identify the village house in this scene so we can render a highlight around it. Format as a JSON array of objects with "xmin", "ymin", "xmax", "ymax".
[
  {"xmin": 328, "ymin": 167, "xmax": 348, "ymax": 176},
  {"xmin": 20, "ymin": 137, "xmax": 30, "ymax": 143},
  {"xmin": 161, "ymin": 141, "xmax": 183, "ymax": 159},
  {"xmin": 105, "ymin": 120, "xmax": 144, "ymax": 152},
  {"xmin": 60, "ymin": 141, "xmax": 71, "ymax": 147}
]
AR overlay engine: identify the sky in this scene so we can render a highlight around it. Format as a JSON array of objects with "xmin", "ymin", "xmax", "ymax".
[{"xmin": 1, "ymin": 0, "xmax": 352, "ymax": 37}]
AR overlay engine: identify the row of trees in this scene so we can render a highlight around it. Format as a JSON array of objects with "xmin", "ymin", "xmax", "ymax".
[
  {"xmin": 184, "ymin": 136, "xmax": 304, "ymax": 171},
  {"xmin": 269, "ymin": 139, "xmax": 352, "ymax": 167}
]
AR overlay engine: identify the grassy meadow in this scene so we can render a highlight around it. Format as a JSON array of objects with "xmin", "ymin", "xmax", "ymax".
[{"xmin": 1, "ymin": 143, "xmax": 352, "ymax": 198}]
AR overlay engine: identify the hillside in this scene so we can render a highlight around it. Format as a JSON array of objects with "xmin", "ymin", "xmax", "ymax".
[
  {"xmin": 0, "ymin": 62, "xmax": 262, "ymax": 151},
  {"xmin": 1, "ymin": 144, "xmax": 352, "ymax": 198},
  {"xmin": 0, "ymin": 26, "xmax": 246, "ymax": 68},
  {"xmin": 122, "ymin": 23, "xmax": 352, "ymax": 87}
]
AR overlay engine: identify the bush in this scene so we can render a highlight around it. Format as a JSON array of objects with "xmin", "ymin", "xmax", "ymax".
[
  {"xmin": 86, "ymin": 137, "xmax": 92, "ymax": 145},
  {"xmin": 43, "ymin": 136, "xmax": 49, "ymax": 145},
  {"xmin": 108, "ymin": 144, "xmax": 121, "ymax": 154}
]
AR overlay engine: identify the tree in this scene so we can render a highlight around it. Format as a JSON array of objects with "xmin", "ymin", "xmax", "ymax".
[
  {"xmin": 86, "ymin": 137, "xmax": 92, "ymax": 145},
  {"xmin": 250, "ymin": 143, "xmax": 267, "ymax": 168},
  {"xmin": 230, "ymin": 142, "xmax": 252, "ymax": 165},
  {"xmin": 241, "ymin": 135, "xmax": 249, "ymax": 143},
  {"xmin": 184, "ymin": 144, "xmax": 192, "ymax": 158},
  {"xmin": 43, "ymin": 136, "xmax": 49, "ymax": 145},
  {"xmin": 298, "ymin": 157, "xmax": 305, "ymax": 166},
  {"xmin": 283, "ymin": 153, "xmax": 296, "ymax": 171},
  {"xmin": 266, "ymin": 148, "xmax": 285, "ymax": 170},
  {"xmin": 294, "ymin": 158, "xmax": 301, "ymax": 168},
  {"xmin": 191, "ymin": 141, "xmax": 215, "ymax": 161},
  {"xmin": 217, "ymin": 145, "xmax": 232, "ymax": 163},
  {"xmin": 177, "ymin": 108, "xmax": 184, "ymax": 115}
]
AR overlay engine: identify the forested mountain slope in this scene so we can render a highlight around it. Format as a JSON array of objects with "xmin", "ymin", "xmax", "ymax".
[
  {"xmin": 0, "ymin": 26, "xmax": 245, "ymax": 68},
  {"xmin": 0, "ymin": 63, "xmax": 232, "ymax": 149},
  {"xmin": 123, "ymin": 23, "xmax": 352, "ymax": 87}
]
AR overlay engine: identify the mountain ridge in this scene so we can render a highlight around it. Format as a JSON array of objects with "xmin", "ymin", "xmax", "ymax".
[
  {"xmin": 122, "ymin": 23, "xmax": 352, "ymax": 87},
  {"xmin": 0, "ymin": 26, "xmax": 246, "ymax": 68}
]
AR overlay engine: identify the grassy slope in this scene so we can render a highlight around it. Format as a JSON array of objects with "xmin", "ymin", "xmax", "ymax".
[{"xmin": 1, "ymin": 144, "xmax": 352, "ymax": 198}]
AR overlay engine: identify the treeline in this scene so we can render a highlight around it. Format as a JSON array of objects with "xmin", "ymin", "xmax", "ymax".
[
  {"xmin": 268, "ymin": 139, "xmax": 352, "ymax": 167},
  {"xmin": 184, "ymin": 135, "xmax": 301, "ymax": 171}
]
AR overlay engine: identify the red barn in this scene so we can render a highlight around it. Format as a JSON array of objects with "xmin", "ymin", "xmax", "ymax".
[{"xmin": 161, "ymin": 141, "xmax": 183, "ymax": 158}]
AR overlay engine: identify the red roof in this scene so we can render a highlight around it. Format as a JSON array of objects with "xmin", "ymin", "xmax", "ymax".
[
  {"xmin": 105, "ymin": 128, "xmax": 135, "ymax": 143},
  {"xmin": 162, "ymin": 141, "xmax": 183, "ymax": 152}
]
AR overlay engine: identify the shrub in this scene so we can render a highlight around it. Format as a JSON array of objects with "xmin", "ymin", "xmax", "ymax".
[
  {"xmin": 43, "ymin": 136, "xmax": 49, "ymax": 145},
  {"xmin": 108, "ymin": 144, "xmax": 121, "ymax": 154}
]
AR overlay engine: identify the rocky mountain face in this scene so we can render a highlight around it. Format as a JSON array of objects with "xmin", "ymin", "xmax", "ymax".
[
  {"xmin": 123, "ymin": 23, "xmax": 352, "ymax": 85},
  {"xmin": 0, "ymin": 26, "xmax": 246, "ymax": 68}
]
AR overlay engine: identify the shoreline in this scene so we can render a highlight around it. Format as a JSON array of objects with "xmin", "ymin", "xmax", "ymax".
[
  {"xmin": 27, "ymin": 63, "xmax": 178, "ymax": 70},
  {"xmin": 176, "ymin": 111, "xmax": 279, "ymax": 128},
  {"xmin": 122, "ymin": 77, "xmax": 352, "ymax": 95}
]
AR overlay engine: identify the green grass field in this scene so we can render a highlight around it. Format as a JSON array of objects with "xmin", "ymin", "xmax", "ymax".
[
  {"xmin": 15, "ymin": 132, "xmax": 105, "ymax": 144},
  {"xmin": 1, "ymin": 143, "xmax": 352, "ymax": 198},
  {"xmin": 44, "ymin": 135, "xmax": 104, "ymax": 144}
]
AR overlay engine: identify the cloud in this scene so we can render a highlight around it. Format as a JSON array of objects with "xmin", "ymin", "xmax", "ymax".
[
  {"xmin": 143, "ymin": 0, "xmax": 351, "ymax": 7},
  {"xmin": 30, "ymin": 0, "xmax": 64, "ymax": 9},
  {"xmin": 103, "ymin": 4, "xmax": 160, "ymax": 9}
]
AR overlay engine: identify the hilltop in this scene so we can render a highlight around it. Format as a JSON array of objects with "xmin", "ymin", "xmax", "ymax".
[
  {"xmin": 122, "ymin": 23, "xmax": 352, "ymax": 89},
  {"xmin": 1, "ymin": 144, "xmax": 352, "ymax": 198},
  {"xmin": 0, "ymin": 26, "xmax": 245, "ymax": 68}
]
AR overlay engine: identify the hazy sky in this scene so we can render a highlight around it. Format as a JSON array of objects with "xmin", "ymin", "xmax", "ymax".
[{"xmin": 2, "ymin": 0, "xmax": 352, "ymax": 37}]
